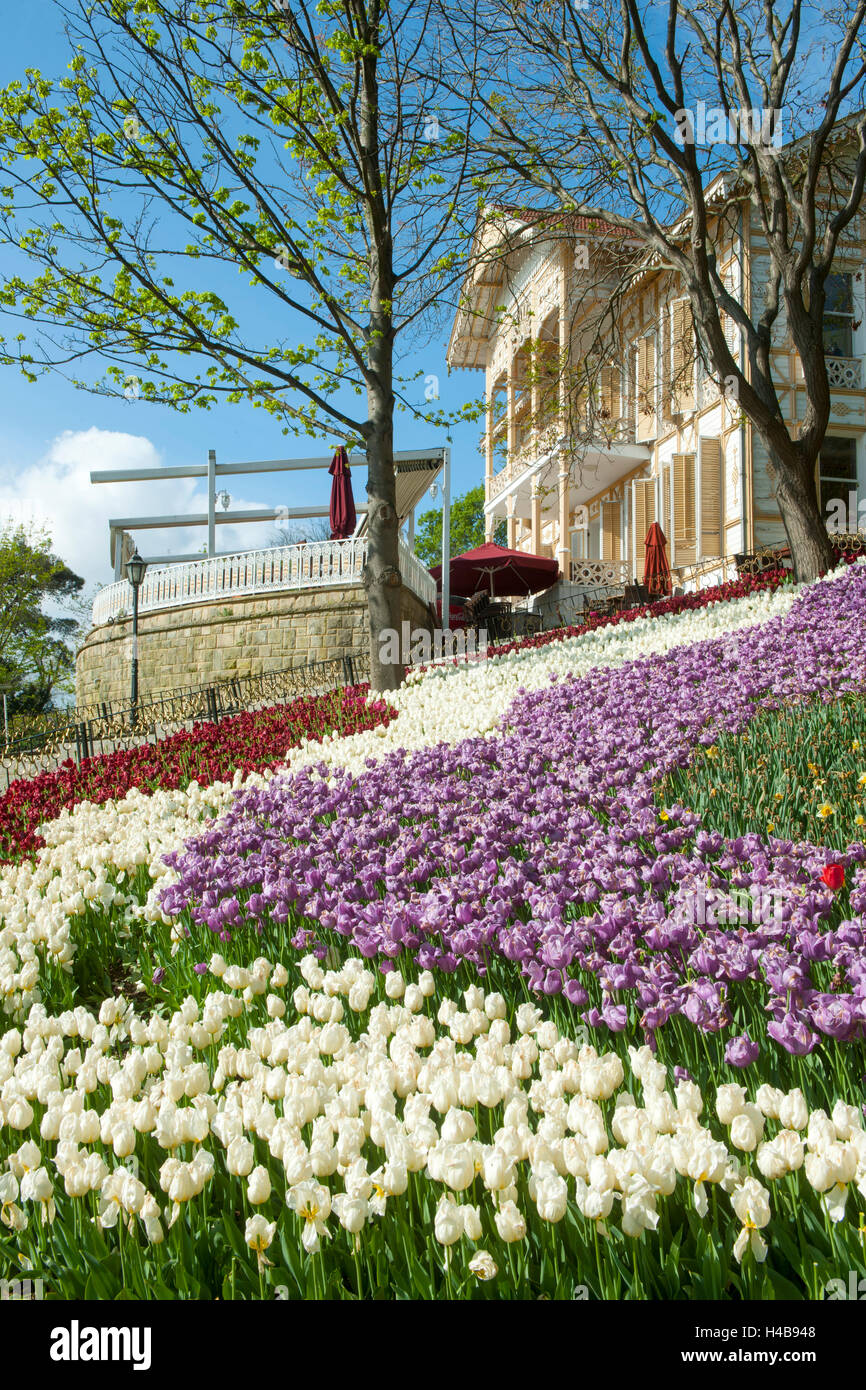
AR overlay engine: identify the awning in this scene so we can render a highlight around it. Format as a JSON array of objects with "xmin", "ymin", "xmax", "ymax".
[{"xmin": 354, "ymin": 452, "xmax": 445, "ymax": 534}]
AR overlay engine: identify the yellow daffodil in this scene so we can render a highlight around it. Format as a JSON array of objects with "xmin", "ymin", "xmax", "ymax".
[{"xmin": 817, "ymin": 803, "xmax": 835, "ymax": 819}]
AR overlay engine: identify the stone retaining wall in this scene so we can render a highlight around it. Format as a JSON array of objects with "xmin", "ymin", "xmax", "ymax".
[{"xmin": 75, "ymin": 583, "xmax": 434, "ymax": 706}]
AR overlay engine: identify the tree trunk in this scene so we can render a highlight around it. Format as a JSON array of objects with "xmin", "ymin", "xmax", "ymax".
[
  {"xmin": 771, "ymin": 449, "xmax": 835, "ymax": 582},
  {"xmin": 364, "ymin": 325, "xmax": 404, "ymax": 692},
  {"xmin": 358, "ymin": 14, "xmax": 403, "ymax": 695}
]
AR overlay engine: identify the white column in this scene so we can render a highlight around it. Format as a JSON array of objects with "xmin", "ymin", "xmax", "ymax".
[
  {"xmin": 441, "ymin": 447, "xmax": 451, "ymax": 627},
  {"xmin": 531, "ymin": 485, "xmax": 542, "ymax": 555},
  {"xmin": 557, "ymin": 468, "xmax": 570, "ymax": 579},
  {"xmin": 207, "ymin": 449, "xmax": 216, "ymax": 557}
]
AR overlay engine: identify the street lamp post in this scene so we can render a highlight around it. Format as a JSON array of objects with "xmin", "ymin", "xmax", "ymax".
[
  {"xmin": 0, "ymin": 683, "xmax": 15, "ymax": 746},
  {"xmin": 125, "ymin": 549, "xmax": 147, "ymax": 725}
]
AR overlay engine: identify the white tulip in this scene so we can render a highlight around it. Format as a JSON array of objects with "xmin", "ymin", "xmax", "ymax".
[
  {"xmin": 462, "ymin": 1204, "xmax": 483, "ymax": 1240},
  {"xmin": 248, "ymin": 1165, "xmax": 272, "ymax": 1205},
  {"xmin": 778, "ymin": 1088, "xmax": 809, "ymax": 1131},
  {"xmin": 531, "ymin": 1168, "xmax": 568, "ymax": 1223},
  {"xmin": 468, "ymin": 1250, "xmax": 498, "ymax": 1281},
  {"xmin": 434, "ymin": 1194, "xmax": 463, "ymax": 1246},
  {"xmin": 332, "ymin": 1193, "xmax": 368, "ymax": 1234},
  {"xmin": 226, "ymin": 1136, "xmax": 255, "ymax": 1177},
  {"xmin": 245, "ymin": 1214, "xmax": 276, "ymax": 1251},
  {"xmin": 494, "ymin": 1199, "xmax": 526, "ymax": 1243},
  {"xmin": 716, "ymin": 1083, "xmax": 747, "ymax": 1126},
  {"xmin": 729, "ymin": 1106, "xmax": 763, "ymax": 1154}
]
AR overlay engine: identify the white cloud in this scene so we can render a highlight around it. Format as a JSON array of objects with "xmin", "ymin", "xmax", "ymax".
[{"xmin": 0, "ymin": 427, "xmax": 287, "ymax": 597}]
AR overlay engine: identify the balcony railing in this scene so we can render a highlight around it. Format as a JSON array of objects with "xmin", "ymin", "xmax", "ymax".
[
  {"xmin": 827, "ymin": 356, "xmax": 863, "ymax": 389},
  {"xmin": 91, "ymin": 537, "xmax": 436, "ymax": 627},
  {"xmin": 569, "ymin": 559, "xmax": 631, "ymax": 587},
  {"xmin": 488, "ymin": 418, "xmax": 639, "ymax": 502},
  {"xmin": 490, "ymin": 462, "xmax": 513, "ymax": 499}
]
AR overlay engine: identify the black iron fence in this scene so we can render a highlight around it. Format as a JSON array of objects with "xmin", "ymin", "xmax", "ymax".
[
  {"xmin": 735, "ymin": 530, "xmax": 866, "ymax": 578},
  {"xmin": 1, "ymin": 654, "xmax": 366, "ymax": 787}
]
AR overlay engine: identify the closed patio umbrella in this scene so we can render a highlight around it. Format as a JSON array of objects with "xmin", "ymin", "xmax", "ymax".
[
  {"xmin": 643, "ymin": 522, "xmax": 672, "ymax": 597},
  {"xmin": 328, "ymin": 446, "xmax": 357, "ymax": 539}
]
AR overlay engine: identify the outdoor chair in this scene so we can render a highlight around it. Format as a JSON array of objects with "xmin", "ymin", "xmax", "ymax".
[
  {"xmin": 598, "ymin": 594, "xmax": 622, "ymax": 618},
  {"xmin": 585, "ymin": 586, "xmax": 616, "ymax": 616},
  {"xmin": 487, "ymin": 610, "xmax": 515, "ymax": 643},
  {"xmin": 510, "ymin": 610, "xmax": 543, "ymax": 639},
  {"xmin": 622, "ymin": 583, "xmax": 643, "ymax": 609}
]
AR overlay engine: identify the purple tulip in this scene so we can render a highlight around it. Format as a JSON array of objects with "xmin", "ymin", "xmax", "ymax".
[
  {"xmin": 767, "ymin": 1013, "xmax": 820, "ymax": 1056},
  {"xmin": 724, "ymin": 1034, "xmax": 760, "ymax": 1068},
  {"xmin": 157, "ymin": 564, "xmax": 866, "ymax": 1059}
]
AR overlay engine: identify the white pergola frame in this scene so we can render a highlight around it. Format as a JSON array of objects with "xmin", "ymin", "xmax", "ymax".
[{"xmin": 91, "ymin": 447, "xmax": 452, "ymax": 621}]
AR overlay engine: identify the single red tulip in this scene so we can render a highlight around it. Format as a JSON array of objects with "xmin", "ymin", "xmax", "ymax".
[{"xmin": 822, "ymin": 863, "xmax": 845, "ymax": 891}]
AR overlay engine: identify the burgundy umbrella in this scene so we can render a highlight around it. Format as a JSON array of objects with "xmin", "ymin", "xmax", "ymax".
[
  {"xmin": 643, "ymin": 522, "xmax": 672, "ymax": 597},
  {"xmin": 430, "ymin": 542, "xmax": 559, "ymax": 598},
  {"xmin": 328, "ymin": 446, "xmax": 357, "ymax": 539}
]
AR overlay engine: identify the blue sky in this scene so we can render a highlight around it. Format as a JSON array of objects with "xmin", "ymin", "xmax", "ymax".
[{"xmin": 0, "ymin": 1, "xmax": 486, "ymax": 595}]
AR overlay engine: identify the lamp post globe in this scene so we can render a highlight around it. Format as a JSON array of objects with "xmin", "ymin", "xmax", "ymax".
[
  {"xmin": 125, "ymin": 550, "xmax": 147, "ymax": 723},
  {"xmin": 126, "ymin": 549, "xmax": 147, "ymax": 590}
]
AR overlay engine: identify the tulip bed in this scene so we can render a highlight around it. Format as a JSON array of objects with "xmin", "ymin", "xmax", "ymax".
[
  {"xmin": 0, "ymin": 685, "xmax": 395, "ymax": 865},
  {"xmin": 660, "ymin": 690, "xmax": 866, "ymax": 848},
  {"xmin": 2, "ymin": 563, "xmax": 866, "ymax": 1301}
]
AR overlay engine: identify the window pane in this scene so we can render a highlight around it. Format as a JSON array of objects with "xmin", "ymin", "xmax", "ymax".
[
  {"xmin": 823, "ymin": 314, "xmax": 853, "ymax": 357},
  {"xmin": 825, "ymin": 272, "xmax": 854, "ymax": 315},
  {"xmin": 820, "ymin": 437, "xmax": 857, "ymax": 481},
  {"xmin": 821, "ymin": 478, "xmax": 849, "ymax": 518}
]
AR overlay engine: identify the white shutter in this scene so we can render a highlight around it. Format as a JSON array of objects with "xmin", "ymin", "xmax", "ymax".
[{"xmin": 632, "ymin": 478, "xmax": 657, "ymax": 570}]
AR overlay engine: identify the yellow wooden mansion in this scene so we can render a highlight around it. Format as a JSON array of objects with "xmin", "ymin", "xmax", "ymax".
[{"xmin": 447, "ymin": 198, "xmax": 866, "ymax": 599}]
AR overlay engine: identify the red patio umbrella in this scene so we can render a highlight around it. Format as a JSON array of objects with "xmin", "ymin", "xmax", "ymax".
[
  {"xmin": 430, "ymin": 542, "xmax": 559, "ymax": 598},
  {"xmin": 328, "ymin": 446, "xmax": 357, "ymax": 539},
  {"xmin": 643, "ymin": 522, "xmax": 672, "ymax": 597}
]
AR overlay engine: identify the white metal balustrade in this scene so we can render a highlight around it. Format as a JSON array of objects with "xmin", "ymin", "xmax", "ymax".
[{"xmin": 91, "ymin": 537, "xmax": 436, "ymax": 627}]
